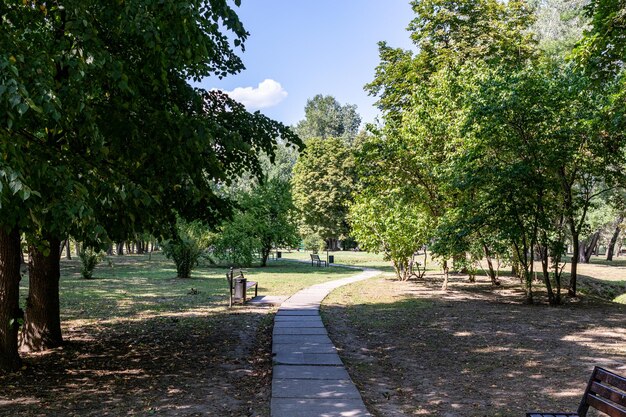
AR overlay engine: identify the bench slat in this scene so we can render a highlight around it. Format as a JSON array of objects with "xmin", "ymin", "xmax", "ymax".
[
  {"xmin": 586, "ymin": 394, "xmax": 626, "ymax": 417},
  {"xmin": 590, "ymin": 382, "xmax": 626, "ymax": 410},
  {"xmin": 531, "ymin": 367, "xmax": 626, "ymax": 417},
  {"xmin": 595, "ymin": 369, "xmax": 626, "ymax": 396}
]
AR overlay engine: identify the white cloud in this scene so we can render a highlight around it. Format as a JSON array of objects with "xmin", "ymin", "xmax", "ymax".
[{"xmin": 223, "ymin": 79, "xmax": 288, "ymax": 110}]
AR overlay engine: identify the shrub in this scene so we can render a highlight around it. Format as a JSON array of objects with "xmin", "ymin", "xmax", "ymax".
[
  {"xmin": 302, "ymin": 233, "xmax": 326, "ymax": 253},
  {"xmin": 162, "ymin": 218, "xmax": 209, "ymax": 278},
  {"xmin": 211, "ymin": 213, "xmax": 261, "ymax": 267},
  {"xmin": 79, "ymin": 247, "xmax": 104, "ymax": 279}
]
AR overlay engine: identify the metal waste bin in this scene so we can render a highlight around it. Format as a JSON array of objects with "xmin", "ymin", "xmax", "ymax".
[
  {"xmin": 234, "ymin": 277, "xmax": 247, "ymax": 302},
  {"xmin": 277, "ymin": 251, "xmax": 282, "ymax": 259},
  {"xmin": 328, "ymin": 255, "xmax": 334, "ymax": 264}
]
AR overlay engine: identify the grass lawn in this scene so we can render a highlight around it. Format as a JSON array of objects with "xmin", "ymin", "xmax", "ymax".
[
  {"xmin": 1, "ymin": 253, "xmax": 358, "ymax": 417},
  {"xmin": 279, "ymin": 249, "xmax": 396, "ymax": 273}
]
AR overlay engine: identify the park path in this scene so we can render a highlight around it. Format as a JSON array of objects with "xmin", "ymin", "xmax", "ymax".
[{"xmin": 270, "ymin": 267, "xmax": 380, "ymax": 417}]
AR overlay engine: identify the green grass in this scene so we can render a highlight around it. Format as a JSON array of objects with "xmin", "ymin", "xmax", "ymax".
[
  {"xmin": 323, "ymin": 277, "xmax": 432, "ymax": 330},
  {"xmin": 279, "ymin": 250, "xmax": 397, "ymax": 273},
  {"xmin": 19, "ymin": 252, "xmax": 362, "ymax": 324}
]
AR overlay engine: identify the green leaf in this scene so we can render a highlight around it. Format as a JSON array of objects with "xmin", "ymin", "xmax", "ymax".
[{"xmin": 17, "ymin": 102, "xmax": 29, "ymax": 115}]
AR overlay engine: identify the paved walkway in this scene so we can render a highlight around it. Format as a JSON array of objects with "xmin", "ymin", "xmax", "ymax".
[{"xmin": 271, "ymin": 268, "xmax": 380, "ymax": 417}]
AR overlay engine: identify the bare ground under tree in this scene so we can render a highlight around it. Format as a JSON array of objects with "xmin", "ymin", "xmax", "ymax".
[{"xmin": 0, "ymin": 310, "xmax": 273, "ymax": 417}]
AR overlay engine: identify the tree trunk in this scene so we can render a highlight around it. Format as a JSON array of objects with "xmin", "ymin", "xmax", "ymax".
[
  {"xmin": 65, "ymin": 239, "xmax": 71, "ymax": 260},
  {"xmin": 482, "ymin": 243, "xmax": 500, "ymax": 286},
  {"xmin": 579, "ymin": 231, "xmax": 600, "ymax": 264},
  {"xmin": 539, "ymin": 244, "xmax": 555, "ymax": 305},
  {"xmin": 260, "ymin": 244, "xmax": 270, "ymax": 267},
  {"xmin": 116, "ymin": 242, "xmax": 124, "ymax": 256},
  {"xmin": 569, "ymin": 231, "xmax": 579, "ymax": 297},
  {"xmin": 20, "ymin": 236, "xmax": 63, "ymax": 352},
  {"xmin": 0, "ymin": 227, "xmax": 23, "ymax": 372},
  {"xmin": 606, "ymin": 216, "xmax": 623, "ymax": 261}
]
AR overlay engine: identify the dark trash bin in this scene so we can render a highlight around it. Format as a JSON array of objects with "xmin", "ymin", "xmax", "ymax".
[
  {"xmin": 328, "ymin": 255, "xmax": 334, "ymax": 264},
  {"xmin": 234, "ymin": 277, "xmax": 247, "ymax": 301}
]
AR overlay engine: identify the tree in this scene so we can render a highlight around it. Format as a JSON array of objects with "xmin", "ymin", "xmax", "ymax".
[
  {"xmin": 576, "ymin": 0, "xmax": 626, "ymax": 81},
  {"xmin": 213, "ymin": 178, "xmax": 299, "ymax": 266},
  {"xmin": 349, "ymin": 131, "xmax": 435, "ymax": 280},
  {"xmin": 349, "ymin": 192, "xmax": 433, "ymax": 281},
  {"xmin": 0, "ymin": 0, "xmax": 300, "ymax": 371},
  {"xmin": 364, "ymin": 0, "xmax": 625, "ymax": 303},
  {"xmin": 294, "ymin": 95, "xmax": 361, "ymax": 144},
  {"xmin": 0, "ymin": 227, "xmax": 22, "ymax": 371},
  {"xmin": 532, "ymin": 0, "xmax": 588, "ymax": 58},
  {"xmin": 243, "ymin": 179, "xmax": 299, "ymax": 266},
  {"xmin": 292, "ymin": 138, "xmax": 356, "ymax": 249},
  {"xmin": 363, "ymin": 0, "xmax": 537, "ymax": 287}
]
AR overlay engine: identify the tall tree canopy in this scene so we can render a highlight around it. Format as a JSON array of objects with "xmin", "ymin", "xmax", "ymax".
[
  {"xmin": 292, "ymin": 137, "xmax": 355, "ymax": 248},
  {"xmin": 0, "ymin": 0, "xmax": 300, "ymax": 372},
  {"xmin": 294, "ymin": 95, "xmax": 361, "ymax": 144},
  {"xmin": 360, "ymin": 0, "xmax": 625, "ymax": 303}
]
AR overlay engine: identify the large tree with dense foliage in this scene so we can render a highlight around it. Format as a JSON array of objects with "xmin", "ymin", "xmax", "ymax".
[
  {"xmin": 294, "ymin": 95, "xmax": 361, "ymax": 144},
  {"xmin": 292, "ymin": 137, "xmax": 355, "ymax": 249},
  {"xmin": 363, "ymin": 0, "xmax": 536, "ymax": 280},
  {"xmin": 363, "ymin": 0, "xmax": 625, "ymax": 303},
  {"xmin": 0, "ymin": 0, "xmax": 299, "ymax": 371},
  {"xmin": 213, "ymin": 177, "xmax": 299, "ymax": 267}
]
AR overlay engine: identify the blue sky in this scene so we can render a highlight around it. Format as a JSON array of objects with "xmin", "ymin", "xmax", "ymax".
[{"xmin": 198, "ymin": 0, "xmax": 415, "ymax": 127}]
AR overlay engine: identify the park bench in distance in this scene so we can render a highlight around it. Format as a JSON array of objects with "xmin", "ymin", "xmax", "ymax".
[
  {"xmin": 527, "ymin": 366, "xmax": 626, "ymax": 417},
  {"xmin": 310, "ymin": 253, "xmax": 327, "ymax": 267},
  {"xmin": 225, "ymin": 268, "xmax": 258, "ymax": 307}
]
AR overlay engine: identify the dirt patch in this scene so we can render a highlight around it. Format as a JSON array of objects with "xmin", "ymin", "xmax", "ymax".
[
  {"xmin": 322, "ymin": 273, "xmax": 626, "ymax": 417},
  {"xmin": 0, "ymin": 308, "xmax": 274, "ymax": 417}
]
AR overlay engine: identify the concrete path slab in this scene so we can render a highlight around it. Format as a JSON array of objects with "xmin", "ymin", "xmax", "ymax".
[
  {"xmin": 273, "ymin": 320, "xmax": 324, "ymax": 328},
  {"xmin": 271, "ymin": 267, "xmax": 380, "ymax": 417},
  {"xmin": 275, "ymin": 315, "xmax": 324, "ymax": 322},
  {"xmin": 273, "ymin": 343, "xmax": 337, "ymax": 355},
  {"xmin": 272, "ymin": 379, "xmax": 362, "ymax": 399},
  {"xmin": 273, "ymin": 327, "xmax": 328, "ymax": 335},
  {"xmin": 271, "ymin": 398, "xmax": 371, "ymax": 417},
  {"xmin": 276, "ymin": 309, "xmax": 319, "ymax": 315},
  {"xmin": 273, "ymin": 365, "xmax": 350, "ymax": 380},
  {"xmin": 273, "ymin": 334, "xmax": 333, "ymax": 345},
  {"xmin": 273, "ymin": 352, "xmax": 344, "ymax": 366}
]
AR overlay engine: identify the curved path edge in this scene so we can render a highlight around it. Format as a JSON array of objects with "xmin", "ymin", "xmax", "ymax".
[{"xmin": 270, "ymin": 267, "xmax": 381, "ymax": 417}]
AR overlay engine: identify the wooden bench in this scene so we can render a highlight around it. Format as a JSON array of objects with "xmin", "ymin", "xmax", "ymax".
[
  {"xmin": 310, "ymin": 253, "xmax": 327, "ymax": 267},
  {"xmin": 527, "ymin": 367, "xmax": 626, "ymax": 417},
  {"xmin": 225, "ymin": 268, "xmax": 258, "ymax": 307}
]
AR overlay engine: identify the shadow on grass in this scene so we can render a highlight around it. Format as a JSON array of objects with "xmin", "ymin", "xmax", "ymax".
[
  {"xmin": 322, "ymin": 276, "xmax": 626, "ymax": 417},
  {"xmin": 576, "ymin": 274, "xmax": 626, "ymax": 301}
]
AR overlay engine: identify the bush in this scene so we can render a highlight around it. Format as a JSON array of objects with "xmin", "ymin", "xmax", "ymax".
[
  {"xmin": 302, "ymin": 233, "xmax": 326, "ymax": 253},
  {"xmin": 79, "ymin": 247, "xmax": 104, "ymax": 279},
  {"xmin": 211, "ymin": 214, "xmax": 261, "ymax": 267},
  {"xmin": 162, "ymin": 218, "xmax": 209, "ymax": 278}
]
